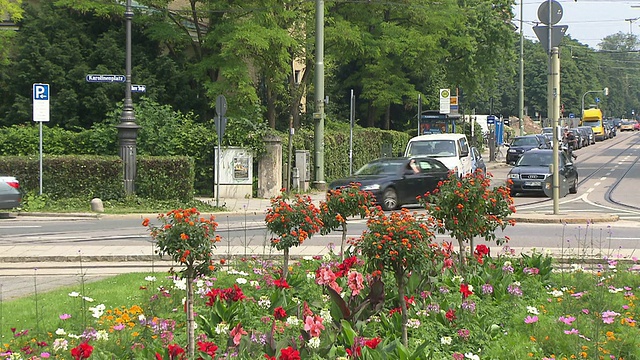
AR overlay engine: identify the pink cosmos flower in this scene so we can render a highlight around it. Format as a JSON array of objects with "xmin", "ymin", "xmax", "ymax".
[
  {"xmin": 564, "ymin": 328, "xmax": 579, "ymax": 335},
  {"xmin": 304, "ymin": 315, "xmax": 325, "ymax": 337},
  {"xmin": 59, "ymin": 314, "xmax": 71, "ymax": 320},
  {"xmin": 524, "ymin": 316, "xmax": 538, "ymax": 324},
  {"xmin": 558, "ymin": 316, "xmax": 576, "ymax": 325},
  {"xmin": 347, "ymin": 270, "xmax": 365, "ymax": 296},
  {"xmin": 113, "ymin": 323, "xmax": 125, "ymax": 331}
]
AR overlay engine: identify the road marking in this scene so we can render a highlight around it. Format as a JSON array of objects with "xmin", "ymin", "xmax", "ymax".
[
  {"xmin": 578, "ymin": 193, "xmax": 640, "ymax": 214},
  {"xmin": 587, "ymin": 188, "xmax": 594, "ymax": 193},
  {"xmin": 594, "ymin": 182, "xmax": 601, "ymax": 187},
  {"xmin": 0, "ymin": 225, "xmax": 41, "ymax": 229},
  {"xmin": 606, "ymin": 173, "xmax": 611, "ymax": 176},
  {"xmin": 600, "ymin": 177, "xmax": 607, "ymax": 181}
]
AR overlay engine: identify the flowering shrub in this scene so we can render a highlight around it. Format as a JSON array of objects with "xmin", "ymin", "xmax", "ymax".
[
  {"xmin": 319, "ymin": 183, "xmax": 374, "ymax": 259},
  {"xmin": 265, "ymin": 190, "xmax": 323, "ymax": 277},
  {"xmin": 144, "ymin": 208, "xmax": 220, "ymax": 358},
  {"xmin": 420, "ymin": 170, "xmax": 516, "ymax": 263},
  {"xmin": 353, "ymin": 208, "xmax": 437, "ymax": 346}
]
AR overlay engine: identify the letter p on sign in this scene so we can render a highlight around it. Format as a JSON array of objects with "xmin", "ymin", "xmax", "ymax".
[{"xmin": 33, "ymin": 83, "xmax": 50, "ymax": 122}]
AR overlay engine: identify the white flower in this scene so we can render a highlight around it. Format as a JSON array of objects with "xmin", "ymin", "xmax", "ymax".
[
  {"xmin": 68, "ymin": 333, "xmax": 82, "ymax": 339},
  {"xmin": 320, "ymin": 309, "xmax": 332, "ymax": 324},
  {"xmin": 182, "ymin": 297, "xmax": 186, "ymax": 305},
  {"xmin": 527, "ymin": 306, "xmax": 539, "ymax": 315},
  {"xmin": 88, "ymin": 304, "xmax": 106, "ymax": 318},
  {"xmin": 547, "ymin": 289, "xmax": 563, "ymax": 297},
  {"xmin": 144, "ymin": 276, "xmax": 157, "ymax": 282},
  {"xmin": 215, "ymin": 323, "xmax": 229, "ymax": 335},
  {"xmin": 53, "ymin": 338, "xmax": 68, "ymax": 351},
  {"xmin": 465, "ymin": 352, "xmax": 480, "ymax": 360},
  {"xmin": 227, "ymin": 269, "xmax": 249, "ymax": 276},
  {"xmin": 286, "ymin": 316, "xmax": 300, "ymax": 326},
  {"xmin": 306, "ymin": 272, "xmax": 315, "ymax": 280},
  {"xmin": 173, "ymin": 278, "xmax": 187, "ymax": 290},
  {"xmin": 196, "ymin": 279, "xmax": 204, "ymax": 288},
  {"xmin": 370, "ymin": 315, "xmax": 381, "ymax": 323},
  {"xmin": 440, "ymin": 336, "xmax": 452, "ymax": 345},
  {"xmin": 322, "ymin": 252, "xmax": 332, "ymax": 261},
  {"xmin": 303, "ymin": 256, "xmax": 314, "ymax": 261},
  {"xmin": 138, "ymin": 314, "xmax": 146, "ymax": 322},
  {"xmin": 291, "ymin": 297, "xmax": 301, "ymax": 304},
  {"xmin": 83, "ymin": 296, "xmax": 94, "ymax": 302},
  {"xmin": 452, "ymin": 275, "xmax": 464, "ymax": 284},
  {"xmin": 96, "ymin": 329, "xmax": 109, "ymax": 341},
  {"xmin": 55, "ymin": 328, "xmax": 66, "ymax": 336},
  {"xmin": 322, "ymin": 294, "xmax": 330, "ymax": 303},
  {"xmin": 407, "ymin": 318, "xmax": 421, "ymax": 329},
  {"xmin": 609, "ymin": 287, "xmax": 623, "ymax": 294},
  {"xmin": 467, "ymin": 284, "xmax": 474, "ymax": 292},
  {"xmin": 250, "ymin": 280, "xmax": 260, "ymax": 288},
  {"xmin": 236, "ymin": 277, "xmax": 248, "ymax": 284},
  {"xmin": 258, "ymin": 296, "xmax": 271, "ymax": 309},
  {"xmin": 308, "ymin": 337, "xmax": 321, "ymax": 349},
  {"xmin": 504, "ymin": 261, "xmax": 512, "ymax": 267},
  {"xmin": 68, "ymin": 292, "xmax": 80, "ymax": 297}
]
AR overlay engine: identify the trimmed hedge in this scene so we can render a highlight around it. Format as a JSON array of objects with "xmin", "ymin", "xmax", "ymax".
[{"xmin": 0, "ymin": 155, "xmax": 194, "ymax": 202}]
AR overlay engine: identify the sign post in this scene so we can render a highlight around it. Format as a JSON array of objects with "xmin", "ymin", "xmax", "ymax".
[{"xmin": 33, "ymin": 83, "xmax": 50, "ymax": 195}]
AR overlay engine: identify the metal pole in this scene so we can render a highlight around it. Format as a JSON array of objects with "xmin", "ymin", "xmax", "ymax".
[
  {"xmin": 312, "ymin": 0, "xmax": 327, "ymax": 190},
  {"xmin": 116, "ymin": 0, "xmax": 140, "ymax": 196},
  {"xmin": 287, "ymin": 115, "xmax": 294, "ymax": 190},
  {"xmin": 216, "ymin": 126, "xmax": 220, "ymax": 207},
  {"xmin": 519, "ymin": 0, "xmax": 525, "ymax": 136},
  {"xmin": 349, "ymin": 90, "xmax": 354, "ymax": 175},
  {"xmin": 551, "ymin": 47, "xmax": 560, "ymax": 214},
  {"xmin": 39, "ymin": 121, "xmax": 42, "ymax": 195},
  {"xmin": 417, "ymin": 94, "xmax": 422, "ymax": 136}
]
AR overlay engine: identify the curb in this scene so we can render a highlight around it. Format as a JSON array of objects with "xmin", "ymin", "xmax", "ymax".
[{"xmin": 509, "ymin": 214, "xmax": 619, "ymax": 224}]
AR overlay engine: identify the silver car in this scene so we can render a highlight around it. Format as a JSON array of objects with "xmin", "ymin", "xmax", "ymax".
[{"xmin": 0, "ymin": 176, "xmax": 21, "ymax": 210}]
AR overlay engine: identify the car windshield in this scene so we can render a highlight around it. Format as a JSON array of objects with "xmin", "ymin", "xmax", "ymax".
[
  {"xmin": 583, "ymin": 120, "xmax": 601, "ymax": 127},
  {"xmin": 406, "ymin": 140, "xmax": 456, "ymax": 157},
  {"xmin": 354, "ymin": 160, "xmax": 404, "ymax": 175},
  {"xmin": 516, "ymin": 152, "xmax": 553, "ymax": 167},
  {"xmin": 511, "ymin": 137, "xmax": 539, "ymax": 146},
  {"xmin": 541, "ymin": 128, "xmax": 553, "ymax": 134}
]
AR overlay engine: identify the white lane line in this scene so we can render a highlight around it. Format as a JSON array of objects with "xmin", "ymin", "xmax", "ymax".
[
  {"xmin": 578, "ymin": 193, "xmax": 640, "ymax": 214},
  {"xmin": 600, "ymin": 177, "xmax": 607, "ymax": 181},
  {"xmin": 606, "ymin": 173, "xmax": 611, "ymax": 176},
  {"xmin": 594, "ymin": 182, "xmax": 601, "ymax": 187},
  {"xmin": 0, "ymin": 225, "xmax": 41, "ymax": 229},
  {"xmin": 587, "ymin": 188, "xmax": 594, "ymax": 193}
]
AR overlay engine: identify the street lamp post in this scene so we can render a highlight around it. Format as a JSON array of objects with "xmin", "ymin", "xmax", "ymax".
[
  {"xmin": 581, "ymin": 88, "xmax": 609, "ymax": 117},
  {"xmin": 116, "ymin": 0, "xmax": 140, "ymax": 196}
]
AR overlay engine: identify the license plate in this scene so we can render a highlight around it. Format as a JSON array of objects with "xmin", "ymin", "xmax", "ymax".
[{"xmin": 524, "ymin": 181, "xmax": 541, "ymax": 186}]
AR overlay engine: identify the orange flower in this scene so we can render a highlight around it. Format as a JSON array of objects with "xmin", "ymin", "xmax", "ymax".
[
  {"xmin": 142, "ymin": 218, "xmax": 150, "ymax": 227},
  {"xmin": 180, "ymin": 233, "xmax": 189, "ymax": 240}
]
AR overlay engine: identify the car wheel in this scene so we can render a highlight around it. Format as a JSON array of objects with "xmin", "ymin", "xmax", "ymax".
[
  {"xmin": 382, "ymin": 188, "xmax": 399, "ymax": 211},
  {"xmin": 569, "ymin": 177, "xmax": 578, "ymax": 194}
]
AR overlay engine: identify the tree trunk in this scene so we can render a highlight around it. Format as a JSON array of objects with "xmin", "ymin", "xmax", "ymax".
[
  {"xmin": 186, "ymin": 268, "xmax": 195, "ymax": 359},
  {"xmin": 458, "ymin": 237, "xmax": 465, "ymax": 264},
  {"xmin": 340, "ymin": 223, "xmax": 347, "ymax": 261},
  {"xmin": 283, "ymin": 247, "xmax": 289, "ymax": 279},
  {"xmin": 396, "ymin": 271, "xmax": 408, "ymax": 346}
]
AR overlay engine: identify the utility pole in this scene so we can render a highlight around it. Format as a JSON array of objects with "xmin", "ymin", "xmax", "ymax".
[
  {"xmin": 519, "ymin": 0, "xmax": 525, "ymax": 136},
  {"xmin": 312, "ymin": 0, "xmax": 327, "ymax": 191},
  {"xmin": 625, "ymin": 17, "xmax": 639, "ymax": 34},
  {"xmin": 551, "ymin": 47, "xmax": 560, "ymax": 214}
]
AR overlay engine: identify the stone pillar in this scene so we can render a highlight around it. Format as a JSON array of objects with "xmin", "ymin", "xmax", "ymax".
[{"xmin": 258, "ymin": 135, "xmax": 282, "ymax": 198}]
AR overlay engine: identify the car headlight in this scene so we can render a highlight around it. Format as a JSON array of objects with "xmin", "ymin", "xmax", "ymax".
[
  {"xmin": 361, "ymin": 184, "xmax": 380, "ymax": 191},
  {"xmin": 508, "ymin": 173, "xmax": 520, "ymax": 179},
  {"xmin": 508, "ymin": 149, "xmax": 516, "ymax": 153}
]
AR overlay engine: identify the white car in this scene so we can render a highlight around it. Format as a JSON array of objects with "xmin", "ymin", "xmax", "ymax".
[{"xmin": 404, "ymin": 133, "xmax": 472, "ymax": 177}]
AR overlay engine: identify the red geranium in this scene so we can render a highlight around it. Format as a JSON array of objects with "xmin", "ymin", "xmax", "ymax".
[
  {"xmin": 365, "ymin": 337, "xmax": 382, "ymax": 349},
  {"xmin": 70, "ymin": 342, "xmax": 93, "ymax": 360},
  {"xmin": 346, "ymin": 346, "xmax": 362, "ymax": 358},
  {"xmin": 197, "ymin": 340, "xmax": 218, "ymax": 356},
  {"xmin": 279, "ymin": 346, "xmax": 300, "ymax": 360},
  {"xmin": 274, "ymin": 278, "xmax": 291, "ymax": 289},
  {"xmin": 168, "ymin": 344, "xmax": 185, "ymax": 360},
  {"xmin": 446, "ymin": 308, "xmax": 457, "ymax": 322}
]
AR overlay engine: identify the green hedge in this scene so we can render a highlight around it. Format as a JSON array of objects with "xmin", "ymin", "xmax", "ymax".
[{"xmin": 0, "ymin": 155, "xmax": 194, "ymax": 202}]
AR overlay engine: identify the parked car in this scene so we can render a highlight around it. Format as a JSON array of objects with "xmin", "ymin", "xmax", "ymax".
[
  {"xmin": 620, "ymin": 120, "xmax": 636, "ymax": 131},
  {"xmin": 604, "ymin": 119, "xmax": 616, "ymax": 138},
  {"xmin": 470, "ymin": 146, "xmax": 486, "ymax": 174},
  {"xmin": 578, "ymin": 126, "xmax": 595, "ymax": 145},
  {"xmin": 613, "ymin": 118, "xmax": 622, "ymax": 128},
  {"xmin": 505, "ymin": 134, "xmax": 550, "ymax": 165},
  {"xmin": 507, "ymin": 149, "xmax": 578, "ymax": 197},
  {"xmin": 569, "ymin": 128, "xmax": 585, "ymax": 149},
  {"xmin": 574, "ymin": 127, "xmax": 590, "ymax": 147},
  {"xmin": 0, "ymin": 176, "xmax": 21, "ymax": 210},
  {"xmin": 329, "ymin": 157, "xmax": 450, "ymax": 210},
  {"xmin": 635, "ymin": 121, "xmax": 640, "ymax": 131}
]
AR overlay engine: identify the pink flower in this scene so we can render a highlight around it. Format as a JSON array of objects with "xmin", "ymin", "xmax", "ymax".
[
  {"xmin": 304, "ymin": 315, "xmax": 325, "ymax": 337},
  {"xmin": 564, "ymin": 328, "xmax": 579, "ymax": 335},
  {"xmin": 59, "ymin": 314, "xmax": 71, "ymax": 320},
  {"xmin": 113, "ymin": 323, "xmax": 125, "ymax": 331},
  {"xmin": 558, "ymin": 316, "xmax": 576, "ymax": 325},
  {"xmin": 347, "ymin": 270, "xmax": 365, "ymax": 296},
  {"xmin": 230, "ymin": 323, "xmax": 247, "ymax": 346},
  {"xmin": 524, "ymin": 316, "xmax": 538, "ymax": 324},
  {"xmin": 328, "ymin": 281, "xmax": 343, "ymax": 294},
  {"xmin": 316, "ymin": 267, "xmax": 336, "ymax": 285}
]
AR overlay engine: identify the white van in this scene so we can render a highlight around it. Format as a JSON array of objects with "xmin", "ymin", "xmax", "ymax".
[{"xmin": 404, "ymin": 133, "xmax": 472, "ymax": 177}]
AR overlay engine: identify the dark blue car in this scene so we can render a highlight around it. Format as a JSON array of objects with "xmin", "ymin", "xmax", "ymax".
[{"xmin": 505, "ymin": 135, "xmax": 550, "ymax": 165}]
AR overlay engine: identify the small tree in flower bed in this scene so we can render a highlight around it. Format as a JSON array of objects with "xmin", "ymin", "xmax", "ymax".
[
  {"xmin": 353, "ymin": 208, "xmax": 438, "ymax": 346},
  {"xmin": 320, "ymin": 183, "xmax": 374, "ymax": 260},
  {"xmin": 265, "ymin": 190, "xmax": 324, "ymax": 278},
  {"xmin": 144, "ymin": 208, "xmax": 220, "ymax": 359},
  {"xmin": 420, "ymin": 170, "xmax": 516, "ymax": 264}
]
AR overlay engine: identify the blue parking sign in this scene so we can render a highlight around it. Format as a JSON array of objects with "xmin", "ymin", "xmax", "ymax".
[
  {"xmin": 33, "ymin": 83, "xmax": 50, "ymax": 122},
  {"xmin": 33, "ymin": 83, "xmax": 49, "ymax": 100}
]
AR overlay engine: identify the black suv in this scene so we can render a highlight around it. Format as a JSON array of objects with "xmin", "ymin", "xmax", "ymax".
[{"xmin": 505, "ymin": 135, "xmax": 550, "ymax": 165}]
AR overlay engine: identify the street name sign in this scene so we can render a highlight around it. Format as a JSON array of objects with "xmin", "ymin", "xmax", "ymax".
[
  {"xmin": 131, "ymin": 84, "xmax": 146, "ymax": 92},
  {"xmin": 85, "ymin": 74, "xmax": 126, "ymax": 83},
  {"xmin": 32, "ymin": 83, "xmax": 50, "ymax": 122}
]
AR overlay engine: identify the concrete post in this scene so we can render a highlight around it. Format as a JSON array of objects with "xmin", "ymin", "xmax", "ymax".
[
  {"xmin": 551, "ymin": 47, "xmax": 560, "ymax": 214},
  {"xmin": 258, "ymin": 135, "xmax": 282, "ymax": 199}
]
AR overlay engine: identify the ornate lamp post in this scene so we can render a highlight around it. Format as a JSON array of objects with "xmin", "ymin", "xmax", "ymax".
[{"xmin": 116, "ymin": 0, "xmax": 140, "ymax": 195}]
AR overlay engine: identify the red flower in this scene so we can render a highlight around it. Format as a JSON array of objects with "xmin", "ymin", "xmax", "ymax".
[
  {"xmin": 460, "ymin": 283, "xmax": 473, "ymax": 299},
  {"xmin": 273, "ymin": 306, "xmax": 287, "ymax": 320},
  {"xmin": 230, "ymin": 323, "xmax": 248, "ymax": 346},
  {"xmin": 446, "ymin": 308, "xmax": 457, "ymax": 322},
  {"xmin": 346, "ymin": 346, "xmax": 362, "ymax": 358},
  {"xmin": 364, "ymin": 337, "xmax": 382, "ymax": 349},
  {"xmin": 70, "ymin": 342, "xmax": 93, "ymax": 360},
  {"xmin": 279, "ymin": 346, "xmax": 300, "ymax": 360},
  {"xmin": 474, "ymin": 244, "xmax": 490, "ymax": 256},
  {"xmin": 197, "ymin": 340, "xmax": 218, "ymax": 356},
  {"xmin": 168, "ymin": 343, "xmax": 185, "ymax": 359},
  {"xmin": 264, "ymin": 355, "xmax": 276, "ymax": 360},
  {"xmin": 274, "ymin": 278, "xmax": 291, "ymax": 289}
]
